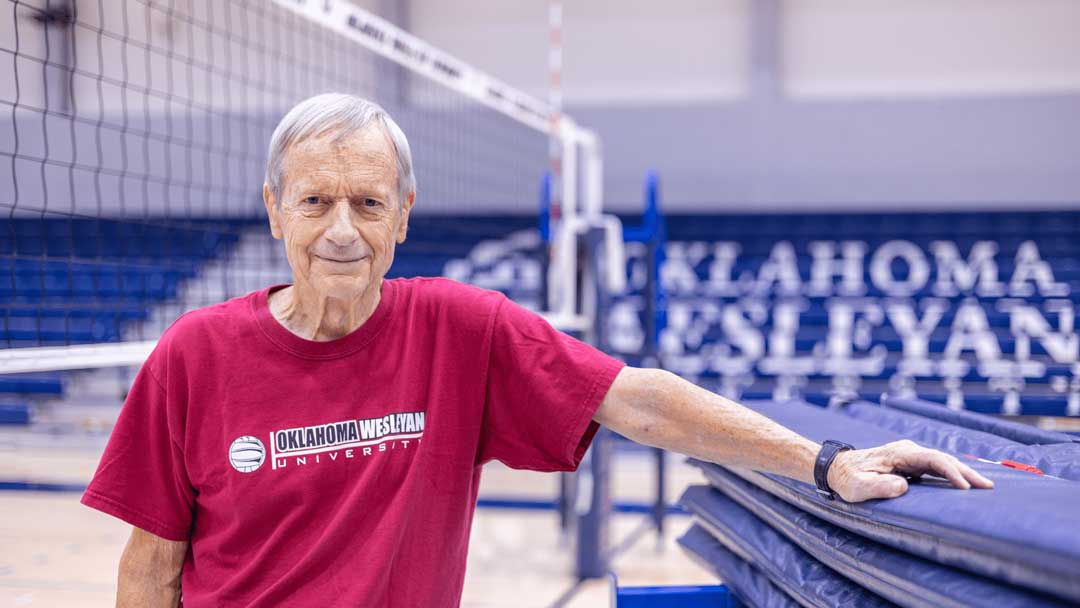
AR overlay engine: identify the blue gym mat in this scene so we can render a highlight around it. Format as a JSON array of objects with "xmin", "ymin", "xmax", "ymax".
[
  {"xmin": 679, "ymin": 486, "xmax": 892, "ymax": 608},
  {"xmin": 881, "ymin": 396, "xmax": 1079, "ymax": 445},
  {"xmin": 688, "ymin": 468, "xmax": 1070, "ymax": 608},
  {"xmin": 714, "ymin": 400, "xmax": 1080, "ymax": 604},
  {"xmin": 677, "ymin": 523, "xmax": 800, "ymax": 608},
  {"xmin": 839, "ymin": 401, "xmax": 1080, "ymax": 481}
]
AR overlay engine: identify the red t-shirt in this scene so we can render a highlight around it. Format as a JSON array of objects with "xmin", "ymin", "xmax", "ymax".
[{"xmin": 81, "ymin": 277, "xmax": 624, "ymax": 607}]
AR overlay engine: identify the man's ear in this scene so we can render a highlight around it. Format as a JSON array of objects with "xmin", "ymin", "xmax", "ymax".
[
  {"xmin": 396, "ymin": 190, "xmax": 416, "ymax": 244},
  {"xmin": 263, "ymin": 183, "xmax": 283, "ymax": 240}
]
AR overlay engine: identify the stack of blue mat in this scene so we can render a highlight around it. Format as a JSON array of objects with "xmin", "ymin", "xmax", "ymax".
[{"xmin": 677, "ymin": 397, "xmax": 1080, "ymax": 607}]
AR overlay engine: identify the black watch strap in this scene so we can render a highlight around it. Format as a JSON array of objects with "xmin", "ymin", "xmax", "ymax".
[{"xmin": 814, "ymin": 440, "xmax": 854, "ymax": 500}]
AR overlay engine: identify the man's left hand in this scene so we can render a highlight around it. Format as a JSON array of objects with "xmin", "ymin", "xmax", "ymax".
[{"xmin": 827, "ymin": 439, "xmax": 995, "ymax": 503}]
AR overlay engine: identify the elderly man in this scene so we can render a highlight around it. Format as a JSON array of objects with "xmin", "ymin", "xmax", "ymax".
[{"xmin": 82, "ymin": 93, "xmax": 992, "ymax": 607}]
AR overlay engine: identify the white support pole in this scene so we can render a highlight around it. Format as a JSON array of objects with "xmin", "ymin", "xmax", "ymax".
[
  {"xmin": 548, "ymin": 118, "xmax": 581, "ymax": 318},
  {"xmin": 578, "ymin": 129, "xmax": 604, "ymax": 221},
  {"xmin": 561, "ymin": 119, "xmax": 579, "ymax": 221},
  {"xmin": 549, "ymin": 215, "xmax": 580, "ymax": 318}
]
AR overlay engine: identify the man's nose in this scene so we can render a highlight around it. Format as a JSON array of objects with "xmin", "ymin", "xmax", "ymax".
[{"xmin": 324, "ymin": 200, "xmax": 359, "ymax": 247}]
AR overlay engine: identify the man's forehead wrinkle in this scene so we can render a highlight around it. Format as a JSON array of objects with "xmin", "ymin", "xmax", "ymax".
[
  {"xmin": 289, "ymin": 136, "xmax": 393, "ymax": 167},
  {"xmin": 281, "ymin": 133, "xmax": 397, "ymax": 198},
  {"xmin": 330, "ymin": 121, "xmax": 398, "ymax": 162},
  {"xmin": 288, "ymin": 170, "xmax": 392, "ymax": 199}
]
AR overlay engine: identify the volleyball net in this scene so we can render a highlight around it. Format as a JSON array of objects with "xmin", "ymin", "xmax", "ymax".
[{"xmin": 1, "ymin": 0, "xmax": 616, "ymax": 373}]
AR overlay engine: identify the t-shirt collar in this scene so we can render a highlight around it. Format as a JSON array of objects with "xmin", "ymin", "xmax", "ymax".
[{"xmin": 250, "ymin": 280, "xmax": 397, "ymax": 359}]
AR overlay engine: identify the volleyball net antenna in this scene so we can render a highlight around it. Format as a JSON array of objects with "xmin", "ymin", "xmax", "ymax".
[{"xmin": 0, "ymin": 0, "xmax": 624, "ymax": 374}]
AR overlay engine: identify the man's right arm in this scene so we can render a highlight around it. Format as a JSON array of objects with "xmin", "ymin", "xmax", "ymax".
[{"xmin": 117, "ymin": 527, "xmax": 188, "ymax": 607}]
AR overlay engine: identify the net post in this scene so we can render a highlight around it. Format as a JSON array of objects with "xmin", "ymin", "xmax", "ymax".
[
  {"xmin": 575, "ymin": 424, "xmax": 612, "ymax": 579},
  {"xmin": 575, "ymin": 224, "xmax": 615, "ymax": 579},
  {"xmin": 645, "ymin": 172, "xmax": 669, "ymax": 541}
]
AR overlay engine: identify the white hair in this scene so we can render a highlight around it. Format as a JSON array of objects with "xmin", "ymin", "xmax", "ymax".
[{"xmin": 265, "ymin": 93, "xmax": 416, "ymax": 205}]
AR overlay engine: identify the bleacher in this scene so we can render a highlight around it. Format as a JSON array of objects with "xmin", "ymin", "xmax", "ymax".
[
  {"xmin": 648, "ymin": 211, "xmax": 1080, "ymax": 416},
  {"xmin": 0, "ymin": 218, "xmax": 248, "ymax": 420},
  {"xmin": 2, "ymin": 210, "xmax": 1078, "ymax": 425},
  {"xmin": 1, "ymin": 219, "xmax": 244, "ymax": 301},
  {"xmin": 442, "ymin": 210, "xmax": 1080, "ymax": 417}
]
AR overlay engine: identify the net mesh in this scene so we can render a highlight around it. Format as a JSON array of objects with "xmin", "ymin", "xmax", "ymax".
[{"xmin": 1, "ymin": 0, "xmax": 549, "ymax": 348}]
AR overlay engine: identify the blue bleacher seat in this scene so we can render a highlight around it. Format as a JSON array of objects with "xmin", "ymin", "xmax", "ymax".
[{"xmin": 0, "ymin": 402, "xmax": 31, "ymax": 425}]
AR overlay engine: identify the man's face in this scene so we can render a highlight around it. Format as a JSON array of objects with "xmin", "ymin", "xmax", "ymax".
[{"xmin": 263, "ymin": 124, "xmax": 414, "ymax": 300}]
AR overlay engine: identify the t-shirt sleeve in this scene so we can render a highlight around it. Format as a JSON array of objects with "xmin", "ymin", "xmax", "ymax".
[
  {"xmin": 80, "ymin": 355, "xmax": 195, "ymax": 541},
  {"xmin": 478, "ymin": 296, "xmax": 626, "ymax": 471}
]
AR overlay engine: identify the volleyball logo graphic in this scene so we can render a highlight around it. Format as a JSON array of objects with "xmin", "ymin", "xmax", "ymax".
[{"xmin": 228, "ymin": 436, "xmax": 266, "ymax": 473}]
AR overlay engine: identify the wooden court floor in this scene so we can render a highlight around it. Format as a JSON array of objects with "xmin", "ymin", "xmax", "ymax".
[{"xmin": 1, "ymin": 433, "xmax": 714, "ymax": 607}]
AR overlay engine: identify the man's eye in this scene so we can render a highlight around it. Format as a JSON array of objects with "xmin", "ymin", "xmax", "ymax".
[
  {"xmin": 363, "ymin": 198, "xmax": 381, "ymax": 208},
  {"xmin": 303, "ymin": 196, "xmax": 322, "ymax": 205}
]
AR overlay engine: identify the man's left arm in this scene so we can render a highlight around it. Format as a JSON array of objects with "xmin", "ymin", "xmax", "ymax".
[{"xmin": 594, "ymin": 367, "xmax": 993, "ymax": 503}]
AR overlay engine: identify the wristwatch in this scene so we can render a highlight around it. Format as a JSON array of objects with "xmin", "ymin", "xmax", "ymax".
[{"xmin": 814, "ymin": 440, "xmax": 855, "ymax": 500}]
